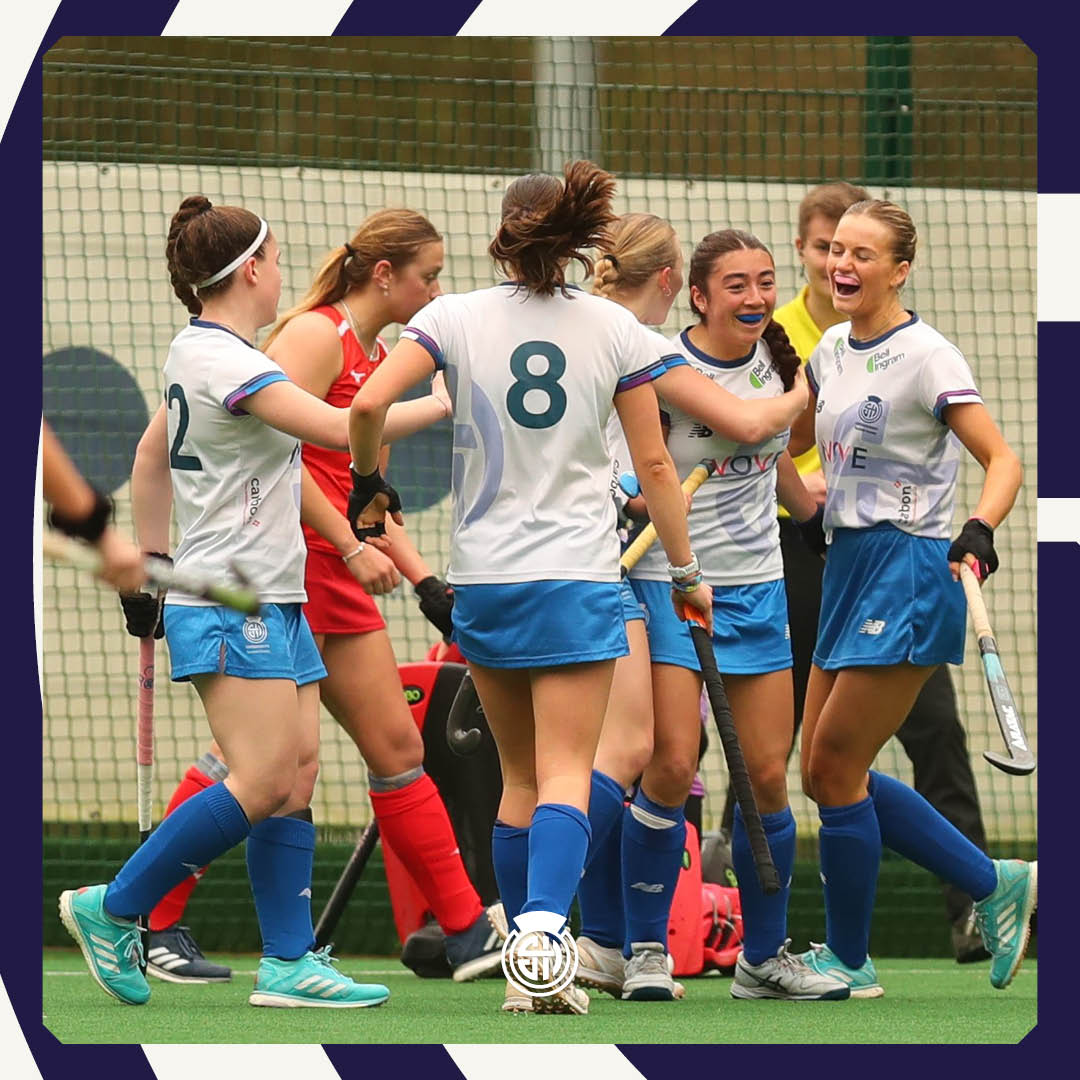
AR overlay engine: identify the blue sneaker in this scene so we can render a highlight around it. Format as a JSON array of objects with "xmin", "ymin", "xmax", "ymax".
[
  {"xmin": 800, "ymin": 942, "xmax": 884, "ymax": 999},
  {"xmin": 249, "ymin": 946, "xmax": 390, "ymax": 1008},
  {"xmin": 59, "ymin": 884, "xmax": 150, "ymax": 1005},
  {"xmin": 972, "ymin": 859, "xmax": 1037, "ymax": 989}
]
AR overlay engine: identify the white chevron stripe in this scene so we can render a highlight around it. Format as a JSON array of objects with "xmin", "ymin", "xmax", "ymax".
[
  {"xmin": 163, "ymin": 0, "xmax": 352, "ymax": 35},
  {"xmin": 294, "ymin": 975, "xmax": 320, "ymax": 990},
  {"xmin": 1037, "ymin": 499, "xmax": 1080, "ymax": 542},
  {"xmin": 447, "ymin": 1045, "xmax": 649, "ymax": 1080},
  {"xmin": 1039, "ymin": 194, "xmax": 1080, "ymax": 321},
  {"xmin": 144, "ymin": 1045, "xmax": 341, "ymax": 1080},
  {"xmin": 459, "ymin": 0, "xmax": 696, "ymax": 34}
]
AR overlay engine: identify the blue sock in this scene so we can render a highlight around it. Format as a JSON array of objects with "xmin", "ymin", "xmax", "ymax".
[
  {"xmin": 867, "ymin": 770, "xmax": 997, "ymax": 901},
  {"xmin": 818, "ymin": 797, "xmax": 880, "ymax": 970},
  {"xmin": 520, "ymin": 803, "xmax": 591, "ymax": 927},
  {"xmin": 621, "ymin": 788, "xmax": 685, "ymax": 954},
  {"xmin": 577, "ymin": 772, "xmax": 627, "ymax": 948},
  {"xmin": 733, "ymin": 803, "xmax": 796, "ymax": 966},
  {"xmin": 246, "ymin": 814, "xmax": 316, "ymax": 960},
  {"xmin": 105, "ymin": 782, "xmax": 250, "ymax": 920},
  {"xmin": 492, "ymin": 820, "xmax": 530, "ymax": 926}
]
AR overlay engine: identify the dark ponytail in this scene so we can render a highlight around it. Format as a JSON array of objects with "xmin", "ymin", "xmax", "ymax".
[
  {"xmin": 761, "ymin": 319, "xmax": 800, "ymax": 391},
  {"xmin": 489, "ymin": 160, "xmax": 616, "ymax": 296},
  {"xmin": 166, "ymin": 195, "xmax": 267, "ymax": 315}
]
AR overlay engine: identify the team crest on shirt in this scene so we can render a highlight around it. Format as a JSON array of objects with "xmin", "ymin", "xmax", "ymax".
[
  {"xmin": 242, "ymin": 616, "xmax": 268, "ymax": 644},
  {"xmin": 748, "ymin": 356, "xmax": 774, "ymax": 389}
]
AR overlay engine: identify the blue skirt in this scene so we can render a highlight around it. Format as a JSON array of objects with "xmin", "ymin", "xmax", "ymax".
[
  {"xmin": 452, "ymin": 580, "xmax": 628, "ymax": 668},
  {"xmin": 814, "ymin": 523, "xmax": 966, "ymax": 670},
  {"xmin": 629, "ymin": 578, "xmax": 792, "ymax": 675}
]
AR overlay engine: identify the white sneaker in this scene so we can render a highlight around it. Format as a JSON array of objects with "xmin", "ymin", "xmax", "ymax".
[
  {"xmin": 532, "ymin": 982, "xmax": 590, "ymax": 1015},
  {"xmin": 575, "ymin": 936, "xmax": 626, "ymax": 997},
  {"xmin": 501, "ymin": 978, "xmax": 533, "ymax": 1013},
  {"xmin": 621, "ymin": 942, "xmax": 677, "ymax": 1001},
  {"xmin": 731, "ymin": 940, "xmax": 850, "ymax": 1001}
]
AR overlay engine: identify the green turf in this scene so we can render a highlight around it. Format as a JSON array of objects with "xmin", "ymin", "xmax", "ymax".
[{"xmin": 43, "ymin": 948, "xmax": 1036, "ymax": 1044}]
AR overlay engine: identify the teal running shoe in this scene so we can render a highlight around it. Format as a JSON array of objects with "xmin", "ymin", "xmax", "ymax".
[
  {"xmin": 800, "ymin": 942, "xmax": 884, "ymax": 999},
  {"xmin": 58, "ymin": 884, "xmax": 149, "ymax": 1005},
  {"xmin": 249, "ymin": 946, "xmax": 390, "ymax": 1008},
  {"xmin": 972, "ymin": 859, "xmax": 1038, "ymax": 990}
]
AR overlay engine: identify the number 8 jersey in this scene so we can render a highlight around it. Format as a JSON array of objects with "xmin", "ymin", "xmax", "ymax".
[
  {"xmin": 401, "ymin": 284, "xmax": 668, "ymax": 584},
  {"xmin": 163, "ymin": 319, "xmax": 307, "ymax": 605}
]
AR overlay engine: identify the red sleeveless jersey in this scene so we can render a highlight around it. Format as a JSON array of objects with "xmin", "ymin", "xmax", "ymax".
[{"xmin": 301, "ymin": 304, "xmax": 387, "ymax": 557}]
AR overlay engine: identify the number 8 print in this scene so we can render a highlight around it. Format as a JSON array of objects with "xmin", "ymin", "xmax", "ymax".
[{"xmin": 506, "ymin": 340, "xmax": 567, "ymax": 429}]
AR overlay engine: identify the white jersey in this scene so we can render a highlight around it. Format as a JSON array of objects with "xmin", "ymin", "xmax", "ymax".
[
  {"xmin": 631, "ymin": 330, "xmax": 790, "ymax": 586},
  {"xmin": 807, "ymin": 314, "xmax": 981, "ymax": 539},
  {"xmin": 164, "ymin": 319, "xmax": 306, "ymax": 605},
  {"xmin": 401, "ymin": 284, "xmax": 668, "ymax": 584}
]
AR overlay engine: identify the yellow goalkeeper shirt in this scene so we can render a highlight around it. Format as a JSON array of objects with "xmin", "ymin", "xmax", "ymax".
[{"xmin": 772, "ymin": 285, "xmax": 823, "ymax": 518}]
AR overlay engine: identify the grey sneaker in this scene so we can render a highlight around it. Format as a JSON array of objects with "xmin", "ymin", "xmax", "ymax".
[
  {"xmin": 731, "ymin": 940, "xmax": 850, "ymax": 1001},
  {"xmin": 621, "ymin": 942, "xmax": 677, "ymax": 1001},
  {"xmin": 575, "ymin": 935, "xmax": 626, "ymax": 997}
]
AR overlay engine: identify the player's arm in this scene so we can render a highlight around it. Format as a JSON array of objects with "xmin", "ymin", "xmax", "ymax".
[
  {"xmin": 655, "ymin": 363, "xmax": 808, "ymax": 444},
  {"xmin": 42, "ymin": 419, "xmax": 145, "ymax": 593},
  {"xmin": 131, "ymin": 403, "xmax": 172, "ymax": 554},
  {"xmin": 775, "ymin": 451, "xmax": 818, "ymax": 523},
  {"xmin": 347, "ymin": 338, "xmax": 436, "ymax": 538},
  {"xmin": 615, "ymin": 382, "xmax": 712, "ymax": 630},
  {"xmin": 787, "ymin": 381, "xmax": 818, "ymax": 457},
  {"xmin": 943, "ymin": 401, "xmax": 1023, "ymax": 581},
  {"xmin": 383, "ymin": 516, "xmax": 455, "ymax": 638},
  {"xmin": 299, "ymin": 463, "xmax": 399, "ymax": 593}
]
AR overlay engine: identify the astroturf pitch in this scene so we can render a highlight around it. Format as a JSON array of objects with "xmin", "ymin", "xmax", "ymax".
[{"xmin": 42, "ymin": 949, "xmax": 1036, "ymax": 1044}]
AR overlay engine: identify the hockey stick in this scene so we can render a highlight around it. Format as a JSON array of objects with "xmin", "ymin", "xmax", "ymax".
[
  {"xmin": 959, "ymin": 563, "xmax": 1035, "ymax": 776},
  {"xmin": 43, "ymin": 531, "xmax": 262, "ymax": 615},
  {"xmin": 682, "ymin": 605, "xmax": 781, "ymax": 895},
  {"xmin": 136, "ymin": 636, "xmax": 155, "ymax": 972},
  {"xmin": 445, "ymin": 459, "xmax": 720, "ymax": 756},
  {"xmin": 624, "ymin": 458, "xmax": 778, "ymax": 893},
  {"xmin": 314, "ymin": 819, "xmax": 379, "ymax": 949}
]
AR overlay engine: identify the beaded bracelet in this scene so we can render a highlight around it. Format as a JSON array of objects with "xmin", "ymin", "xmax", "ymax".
[
  {"xmin": 342, "ymin": 543, "xmax": 366, "ymax": 564},
  {"xmin": 672, "ymin": 573, "xmax": 704, "ymax": 593}
]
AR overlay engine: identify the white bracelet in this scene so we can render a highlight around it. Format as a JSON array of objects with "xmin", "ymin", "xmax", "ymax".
[
  {"xmin": 342, "ymin": 543, "xmax": 366, "ymax": 564},
  {"xmin": 666, "ymin": 552, "xmax": 701, "ymax": 581}
]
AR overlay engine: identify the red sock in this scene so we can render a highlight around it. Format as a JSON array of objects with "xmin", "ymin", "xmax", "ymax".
[
  {"xmin": 370, "ymin": 773, "xmax": 484, "ymax": 936},
  {"xmin": 148, "ymin": 765, "xmax": 215, "ymax": 932}
]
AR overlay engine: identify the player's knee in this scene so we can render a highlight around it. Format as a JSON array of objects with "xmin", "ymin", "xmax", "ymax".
[
  {"xmin": 291, "ymin": 757, "xmax": 320, "ymax": 807},
  {"xmin": 644, "ymin": 752, "xmax": 696, "ymax": 806},
  {"xmin": 751, "ymin": 758, "xmax": 789, "ymax": 809}
]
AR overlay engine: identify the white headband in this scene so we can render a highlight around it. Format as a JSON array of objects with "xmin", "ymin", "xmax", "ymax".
[{"xmin": 196, "ymin": 218, "xmax": 269, "ymax": 288}]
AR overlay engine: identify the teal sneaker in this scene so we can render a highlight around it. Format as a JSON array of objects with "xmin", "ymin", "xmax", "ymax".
[
  {"xmin": 249, "ymin": 946, "xmax": 390, "ymax": 1008},
  {"xmin": 972, "ymin": 859, "xmax": 1038, "ymax": 989},
  {"xmin": 800, "ymin": 942, "xmax": 884, "ymax": 998},
  {"xmin": 58, "ymin": 884, "xmax": 150, "ymax": 1005}
]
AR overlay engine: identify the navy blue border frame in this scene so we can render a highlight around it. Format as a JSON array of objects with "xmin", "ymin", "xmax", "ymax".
[{"xmin": 14, "ymin": 2, "xmax": 1063, "ymax": 1074}]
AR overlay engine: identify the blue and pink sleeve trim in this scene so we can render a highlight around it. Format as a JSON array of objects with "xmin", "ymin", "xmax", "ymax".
[
  {"xmin": 933, "ymin": 388, "xmax": 981, "ymax": 421},
  {"xmin": 400, "ymin": 327, "xmax": 445, "ymax": 370},
  {"xmin": 223, "ymin": 370, "xmax": 289, "ymax": 415}
]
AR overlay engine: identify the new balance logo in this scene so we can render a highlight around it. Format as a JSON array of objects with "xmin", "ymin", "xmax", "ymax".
[
  {"xmin": 630, "ymin": 882, "xmax": 664, "ymax": 894},
  {"xmin": 858, "ymin": 619, "xmax": 886, "ymax": 635}
]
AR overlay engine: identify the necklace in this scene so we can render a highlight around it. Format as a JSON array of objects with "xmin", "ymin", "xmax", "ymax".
[
  {"xmin": 857, "ymin": 305, "xmax": 907, "ymax": 343},
  {"xmin": 337, "ymin": 300, "xmax": 371, "ymax": 357}
]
